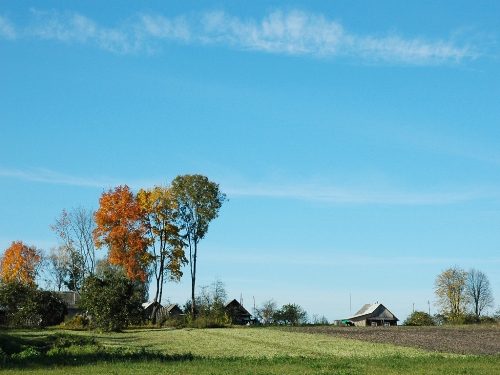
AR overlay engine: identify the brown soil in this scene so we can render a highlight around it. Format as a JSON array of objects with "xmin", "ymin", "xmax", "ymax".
[{"xmin": 283, "ymin": 326, "xmax": 500, "ymax": 356}]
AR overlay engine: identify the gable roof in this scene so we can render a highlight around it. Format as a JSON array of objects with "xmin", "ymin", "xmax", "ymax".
[
  {"xmin": 348, "ymin": 303, "xmax": 399, "ymax": 321},
  {"xmin": 142, "ymin": 302, "xmax": 163, "ymax": 310},
  {"xmin": 166, "ymin": 304, "xmax": 183, "ymax": 313},
  {"xmin": 224, "ymin": 299, "xmax": 251, "ymax": 317}
]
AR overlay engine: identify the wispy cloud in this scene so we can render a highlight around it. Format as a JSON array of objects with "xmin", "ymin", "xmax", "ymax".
[
  {"xmin": 0, "ymin": 15, "xmax": 17, "ymax": 40},
  {"xmin": 1, "ymin": 167, "xmax": 494, "ymax": 205},
  {"xmin": 199, "ymin": 10, "xmax": 475, "ymax": 63},
  {"xmin": 205, "ymin": 251, "xmax": 500, "ymax": 267},
  {"xmin": 0, "ymin": 167, "xmax": 116, "ymax": 188},
  {"xmin": 1, "ymin": 9, "xmax": 481, "ymax": 64},
  {"xmin": 225, "ymin": 182, "xmax": 495, "ymax": 205}
]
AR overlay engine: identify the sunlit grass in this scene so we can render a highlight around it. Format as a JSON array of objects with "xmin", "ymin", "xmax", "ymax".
[
  {"xmin": 3, "ymin": 328, "xmax": 500, "ymax": 375},
  {"xmin": 79, "ymin": 327, "xmax": 445, "ymax": 358}
]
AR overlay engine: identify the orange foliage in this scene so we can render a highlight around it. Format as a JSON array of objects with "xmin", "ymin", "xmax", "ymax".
[
  {"xmin": 93, "ymin": 185, "xmax": 150, "ymax": 282},
  {"xmin": 0, "ymin": 241, "xmax": 42, "ymax": 285}
]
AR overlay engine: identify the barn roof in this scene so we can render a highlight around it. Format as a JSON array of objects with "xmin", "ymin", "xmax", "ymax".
[
  {"xmin": 348, "ymin": 303, "xmax": 399, "ymax": 321},
  {"xmin": 142, "ymin": 302, "xmax": 163, "ymax": 310},
  {"xmin": 166, "ymin": 304, "xmax": 182, "ymax": 312}
]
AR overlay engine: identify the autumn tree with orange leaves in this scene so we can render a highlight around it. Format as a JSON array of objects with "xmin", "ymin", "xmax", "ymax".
[
  {"xmin": 93, "ymin": 185, "xmax": 150, "ymax": 282},
  {"xmin": 0, "ymin": 241, "xmax": 43, "ymax": 286}
]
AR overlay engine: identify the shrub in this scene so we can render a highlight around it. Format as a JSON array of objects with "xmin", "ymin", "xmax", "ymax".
[
  {"xmin": 404, "ymin": 311, "xmax": 435, "ymax": 326},
  {"xmin": 0, "ymin": 281, "xmax": 65, "ymax": 328},
  {"xmin": 78, "ymin": 274, "xmax": 144, "ymax": 332},
  {"xmin": 61, "ymin": 314, "xmax": 89, "ymax": 329}
]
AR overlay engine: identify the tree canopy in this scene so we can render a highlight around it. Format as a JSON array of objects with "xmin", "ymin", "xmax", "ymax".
[
  {"xmin": 0, "ymin": 241, "xmax": 42, "ymax": 286},
  {"xmin": 93, "ymin": 185, "xmax": 150, "ymax": 282},
  {"xmin": 171, "ymin": 174, "xmax": 226, "ymax": 318}
]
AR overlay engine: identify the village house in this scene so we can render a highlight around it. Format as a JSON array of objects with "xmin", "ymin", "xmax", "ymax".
[
  {"xmin": 347, "ymin": 303, "xmax": 399, "ymax": 326},
  {"xmin": 59, "ymin": 291, "xmax": 83, "ymax": 318},
  {"xmin": 224, "ymin": 299, "xmax": 252, "ymax": 325}
]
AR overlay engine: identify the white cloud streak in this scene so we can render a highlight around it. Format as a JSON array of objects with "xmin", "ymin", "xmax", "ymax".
[
  {"xmin": 1, "ymin": 9, "xmax": 479, "ymax": 64},
  {"xmin": 1, "ymin": 167, "xmax": 496, "ymax": 205},
  {"xmin": 225, "ymin": 183, "xmax": 494, "ymax": 205},
  {"xmin": 0, "ymin": 15, "xmax": 17, "ymax": 40},
  {"xmin": 0, "ymin": 167, "xmax": 116, "ymax": 188}
]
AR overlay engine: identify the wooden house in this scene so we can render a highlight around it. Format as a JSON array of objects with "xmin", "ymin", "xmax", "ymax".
[
  {"xmin": 224, "ymin": 299, "xmax": 252, "ymax": 325},
  {"xmin": 347, "ymin": 303, "xmax": 399, "ymax": 326}
]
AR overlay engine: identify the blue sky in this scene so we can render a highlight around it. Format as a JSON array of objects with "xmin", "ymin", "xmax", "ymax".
[{"xmin": 1, "ymin": 1, "xmax": 500, "ymax": 321}]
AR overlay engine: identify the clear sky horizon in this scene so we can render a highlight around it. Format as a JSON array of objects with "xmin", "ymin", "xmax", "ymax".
[{"xmin": 1, "ymin": 1, "xmax": 500, "ymax": 322}]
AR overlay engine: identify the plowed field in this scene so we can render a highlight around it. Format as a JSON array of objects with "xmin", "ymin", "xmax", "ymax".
[{"xmin": 286, "ymin": 326, "xmax": 500, "ymax": 355}]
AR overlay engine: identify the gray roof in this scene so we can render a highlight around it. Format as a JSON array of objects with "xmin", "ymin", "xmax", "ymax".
[
  {"xmin": 348, "ymin": 303, "xmax": 398, "ymax": 321},
  {"xmin": 166, "ymin": 304, "xmax": 182, "ymax": 312}
]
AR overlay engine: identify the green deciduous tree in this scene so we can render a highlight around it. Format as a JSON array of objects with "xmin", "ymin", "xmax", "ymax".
[
  {"xmin": 171, "ymin": 175, "xmax": 226, "ymax": 319},
  {"xmin": 79, "ymin": 272, "xmax": 144, "ymax": 332},
  {"xmin": 272, "ymin": 303, "xmax": 308, "ymax": 326},
  {"xmin": 403, "ymin": 311, "xmax": 435, "ymax": 326}
]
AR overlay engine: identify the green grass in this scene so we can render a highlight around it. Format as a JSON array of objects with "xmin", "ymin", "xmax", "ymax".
[{"xmin": 0, "ymin": 327, "xmax": 499, "ymax": 374}]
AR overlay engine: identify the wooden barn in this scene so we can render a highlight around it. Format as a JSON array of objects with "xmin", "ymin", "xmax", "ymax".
[
  {"xmin": 347, "ymin": 303, "xmax": 399, "ymax": 326},
  {"xmin": 224, "ymin": 299, "xmax": 252, "ymax": 325},
  {"xmin": 165, "ymin": 303, "xmax": 184, "ymax": 317},
  {"xmin": 142, "ymin": 302, "xmax": 166, "ymax": 322}
]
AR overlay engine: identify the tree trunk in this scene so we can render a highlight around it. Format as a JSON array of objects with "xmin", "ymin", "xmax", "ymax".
[{"xmin": 191, "ymin": 241, "xmax": 197, "ymax": 320}]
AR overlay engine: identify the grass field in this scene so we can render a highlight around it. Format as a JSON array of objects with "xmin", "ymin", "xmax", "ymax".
[{"xmin": 1, "ymin": 327, "xmax": 499, "ymax": 374}]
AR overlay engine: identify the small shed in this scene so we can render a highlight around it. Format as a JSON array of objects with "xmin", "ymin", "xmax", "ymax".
[
  {"xmin": 225, "ymin": 299, "xmax": 252, "ymax": 325},
  {"xmin": 347, "ymin": 303, "xmax": 399, "ymax": 326}
]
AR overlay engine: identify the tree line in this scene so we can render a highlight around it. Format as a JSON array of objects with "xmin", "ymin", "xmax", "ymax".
[
  {"xmin": 405, "ymin": 266, "xmax": 496, "ymax": 326},
  {"xmin": 0, "ymin": 174, "xmax": 226, "ymax": 330}
]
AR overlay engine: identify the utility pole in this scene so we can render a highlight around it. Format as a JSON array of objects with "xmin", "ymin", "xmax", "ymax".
[
  {"xmin": 428, "ymin": 301, "xmax": 430, "ymax": 316},
  {"xmin": 350, "ymin": 293, "xmax": 352, "ymax": 316},
  {"xmin": 413, "ymin": 303, "xmax": 414, "ymax": 313}
]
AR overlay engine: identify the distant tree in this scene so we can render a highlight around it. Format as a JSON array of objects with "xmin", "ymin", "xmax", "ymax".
[
  {"xmin": 404, "ymin": 311, "xmax": 435, "ymax": 326},
  {"xmin": 254, "ymin": 299, "xmax": 277, "ymax": 325},
  {"xmin": 273, "ymin": 303, "xmax": 308, "ymax": 326},
  {"xmin": 196, "ymin": 278, "xmax": 228, "ymax": 322},
  {"xmin": 93, "ymin": 185, "xmax": 150, "ymax": 282},
  {"xmin": 171, "ymin": 175, "xmax": 226, "ymax": 319},
  {"xmin": 434, "ymin": 266, "xmax": 468, "ymax": 322},
  {"xmin": 50, "ymin": 206, "xmax": 96, "ymax": 290},
  {"xmin": 79, "ymin": 272, "xmax": 144, "ymax": 332},
  {"xmin": 311, "ymin": 314, "xmax": 330, "ymax": 325},
  {"xmin": 0, "ymin": 241, "xmax": 43, "ymax": 286},
  {"xmin": 45, "ymin": 246, "xmax": 70, "ymax": 291},
  {"xmin": 466, "ymin": 268, "xmax": 494, "ymax": 319},
  {"xmin": 137, "ymin": 186, "xmax": 187, "ymax": 323}
]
